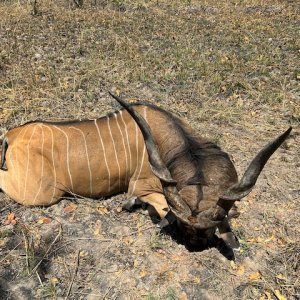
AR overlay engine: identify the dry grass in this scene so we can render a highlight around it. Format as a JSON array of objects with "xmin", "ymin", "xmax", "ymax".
[{"xmin": 0, "ymin": 0, "xmax": 299, "ymax": 299}]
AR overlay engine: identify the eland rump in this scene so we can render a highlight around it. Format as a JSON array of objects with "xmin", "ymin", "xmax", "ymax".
[{"xmin": 0, "ymin": 93, "xmax": 291, "ymax": 251}]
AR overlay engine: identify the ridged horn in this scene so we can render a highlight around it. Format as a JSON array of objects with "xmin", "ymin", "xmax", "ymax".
[
  {"xmin": 220, "ymin": 127, "xmax": 292, "ymax": 201},
  {"xmin": 108, "ymin": 92, "xmax": 192, "ymax": 219}
]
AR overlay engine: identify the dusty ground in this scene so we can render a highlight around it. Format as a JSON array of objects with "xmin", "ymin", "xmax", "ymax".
[{"xmin": 0, "ymin": 0, "xmax": 299, "ymax": 299}]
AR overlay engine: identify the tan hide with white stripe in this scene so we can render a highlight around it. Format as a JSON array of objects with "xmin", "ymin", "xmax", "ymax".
[{"xmin": 0, "ymin": 106, "xmax": 170, "ymax": 217}]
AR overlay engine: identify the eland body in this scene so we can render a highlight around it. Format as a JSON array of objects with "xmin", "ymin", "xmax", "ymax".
[{"xmin": 0, "ymin": 95, "xmax": 291, "ymax": 249}]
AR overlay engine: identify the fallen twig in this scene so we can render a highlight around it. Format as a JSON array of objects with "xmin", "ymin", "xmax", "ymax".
[
  {"xmin": 65, "ymin": 250, "xmax": 80, "ymax": 300},
  {"xmin": 29, "ymin": 224, "xmax": 62, "ymax": 276},
  {"xmin": 0, "ymin": 242, "xmax": 22, "ymax": 264},
  {"xmin": 36, "ymin": 271, "xmax": 43, "ymax": 287},
  {"xmin": 124, "ymin": 224, "xmax": 156, "ymax": 237},
  {"xmin": 22, "ymin": 230, "xmax": 31, "ymax": 275},
  {"xmin": 102, "ymin": 268, "xmax": 126, "ymax": 300},
  {"xmin": 67, "ymin": 238, "xmax": 113, "ymax": 241}
]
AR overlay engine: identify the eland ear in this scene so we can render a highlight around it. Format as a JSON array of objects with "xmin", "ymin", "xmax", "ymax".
[{"xmin": 219, "ymin": 127, "xmax": 292, "ymax": 202}]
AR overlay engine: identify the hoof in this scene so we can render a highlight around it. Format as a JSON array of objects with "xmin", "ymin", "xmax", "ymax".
[
  {"xmin": 220, "ymin": 232, "xmax": 240, "ymax": 249},
  {"xmin": 157, "ymin": 217, "xmax": 170, "ymax": 228},
  {"xmin": 122, "ymin": 197, "xmax": 145, "ymax": 212},
  {"xmin": 158, "ymin": 210, "xmax": 176, "ymax": 228}
]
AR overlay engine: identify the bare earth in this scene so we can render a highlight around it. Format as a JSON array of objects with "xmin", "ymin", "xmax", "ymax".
[{"xmin": 0, "ymin": 1, "xmax": 299, "ymax": 299}]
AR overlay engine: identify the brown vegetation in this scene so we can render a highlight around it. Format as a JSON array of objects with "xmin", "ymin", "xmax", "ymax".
[{"xmin": 0, "ymin": 0, "xmax": 299, "ymax": 299}]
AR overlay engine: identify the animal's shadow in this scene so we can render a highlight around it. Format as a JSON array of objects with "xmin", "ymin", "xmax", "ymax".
[
  {"xmin": 159, "ymin": 222, "xmax": 235, "ymax": 260},
  {"xmin": 130, "ymin": 204, "xmax": 236, "ymax": 261},
  {"xmin": 75, "ymin": 196, "xmax": 235, "ymax": 260}
]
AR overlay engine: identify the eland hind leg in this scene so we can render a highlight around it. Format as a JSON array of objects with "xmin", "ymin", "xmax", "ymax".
[
  {"xmin": 0, "ymin": 155, "xmax": 65, "ymax": 206},
  {"xmin": 0, "ymin": 168, "xmax": 64, "ymax": 206}
]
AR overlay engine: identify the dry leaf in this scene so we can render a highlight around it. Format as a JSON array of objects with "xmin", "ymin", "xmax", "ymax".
[
  {"xmin": 79, "ymin": 250, "xmax": 88, "ymax": 257},
  {"xmin": 63, "ymin": 204, "xmax": 77, "ymax": 213},
  {"xmin": 178, "ymin": 291, "xmax": 188, "ymax": 300},
  {"xmin": 231, "ymin": 261, "xmax": 245, "ymax": 275},
  {"xmin": 230, "ymin": 260, "xmax": 237, "ymax": 270},
  {"xmin": 94, "ymin": 220, "xmax": 102, "ymax": 236},
  {"xmin": 156, "ymin": 249, "xmax": 166, "ymax": 255},
  {"xmin": 139, "ymin": 269, "xmax": 146, "ymax": 278},
  {"xmin": 50, "ymin": 277, "xmax": 59, "ymax": 285},
  {"xmin": 159, "ymin": 263, "xmax": 170, "ymax": 274},
  {"xmin": 37, "ymin": 217, "xmax": 52, "ymax": 224},
  {"xmin": 247, "ymin": 236, "xmax": 263, "ymax": 243},
  {"xmin": 167, "ymin": 271, "xmax": 174, "ymax": 280},
  {"xmin": 192, "ymin": 276, "xmax": 201, "ymax": 284},
  {"xmin": 236, "ymin": 264, "xmax": 245, "ymax": 276},
  {"xmin": 170, "ymin": 254, "xmax": 183, "ymax": 262},
  {"xmin": 264, "ymin": 235, "xmax": 275, "ymax": 243},
  {"xmin": 274, "ymin": 289, "xmax": 287, "ymax": 300},
  {"xmin": 123, "ymin": 237, "xmax": 134, "ymax": 245},
  {"xmin": 275, "ymin": 274, "xmax": 287, "ymax": 280},
  {"xmin": 249, "ymin": 271, "xmax": 261, "ymax": 281},
  {"xmin": 264, "ymin": 291, "xmax": 273, "ymax": 300},
  {"xmin": 94, "ymin": 227, "xmax": 100, "ymax": 235},
  {"xmin": 5, "ymin": 212, "xmax": 16, "ymax": 225},
  {"xmin": 116, "ymin": 207, "xmax": 122, "ymax": 213},
  {"xmin": 248, "ymin": 235, "xmax": 275, "ymax": 244},
  {"xmin": 97, "ymin": 205, "xmax": 109, "ymax": 215},
  {"xmin": 133, "ymin": 259, "xmax": 140, "ymax": 267}
]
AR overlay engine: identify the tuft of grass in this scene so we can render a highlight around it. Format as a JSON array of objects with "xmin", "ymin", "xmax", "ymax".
[
  {"xmin": 0, "ymin": 229, "xmax": 13, "ymax": 239},
  {"xmin": 146, "ymin": 293, "xmax": 156, "ymax": 300},
  {"xmin": 211, "ymin": 133, "xmax": 223, "ymax": 146},
  {"xmin": 165, "ymin": 288, "xmax": 177, "ymax": 300},
  {"xmin": 265, "ymin": 242, "xmax": 300, "ymax": 298},
  {"xmin": 149, "ymin": 231, "xmax": 166, "ymax": 250},
  {"xmin": 145, "ymin": 288, "xmax": 177, "ymax": 300},
  {"xmin": 39, "ymin": 278, "xmax": 60, "ymax": 298}
]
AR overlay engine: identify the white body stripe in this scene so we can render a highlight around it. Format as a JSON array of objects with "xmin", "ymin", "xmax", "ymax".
[
  {"xmin": 70, "ymin": 126, "xmax": 93, "ymax": 196},
  {"xmin": 130, "ymin": 145, "xmax": 146, "ymax": 197},
  {"xmin": 115, "ymin": 112, "xmax": 128, "ymax": 183},
  {"xmin": 134, "ymin": 122, "xmax": 139, "ymax": 176},
  {"xmin": 94, "ymin": 119, "xmax": 111, "ymax": 192},
  {"xmin": 24, "ymin": 126, "xmax": 37, "ymax": 202},
  {"xmin": 130, "ymin": 107, "xmax": 147, "ymax": 195},
  {"xmin": 33, "ymin": 125, "xmax": 44, "ymax": 204},
  {"xmin": 120, "ymin": 111, "xmax": 132, "ymax": 175},
  {"xmin": 16, "ymin": 126, "xmax": 29, "ymax": 195},
  {"xmin": 109, "ymin": 115, "xmax": 121, "ymax": 189},
  {"xmin": 41, "ymin": 125, "xmax": 58, "ymax": 204},
  {"xmin": 53, "ymin": 126, "xmax": 74, "ymax": 191}
]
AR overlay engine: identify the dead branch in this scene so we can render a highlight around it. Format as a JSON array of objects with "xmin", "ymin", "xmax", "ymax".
[{"xmin": 65, "ymin": 250, "xmax": 80, "ymax": 300}]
